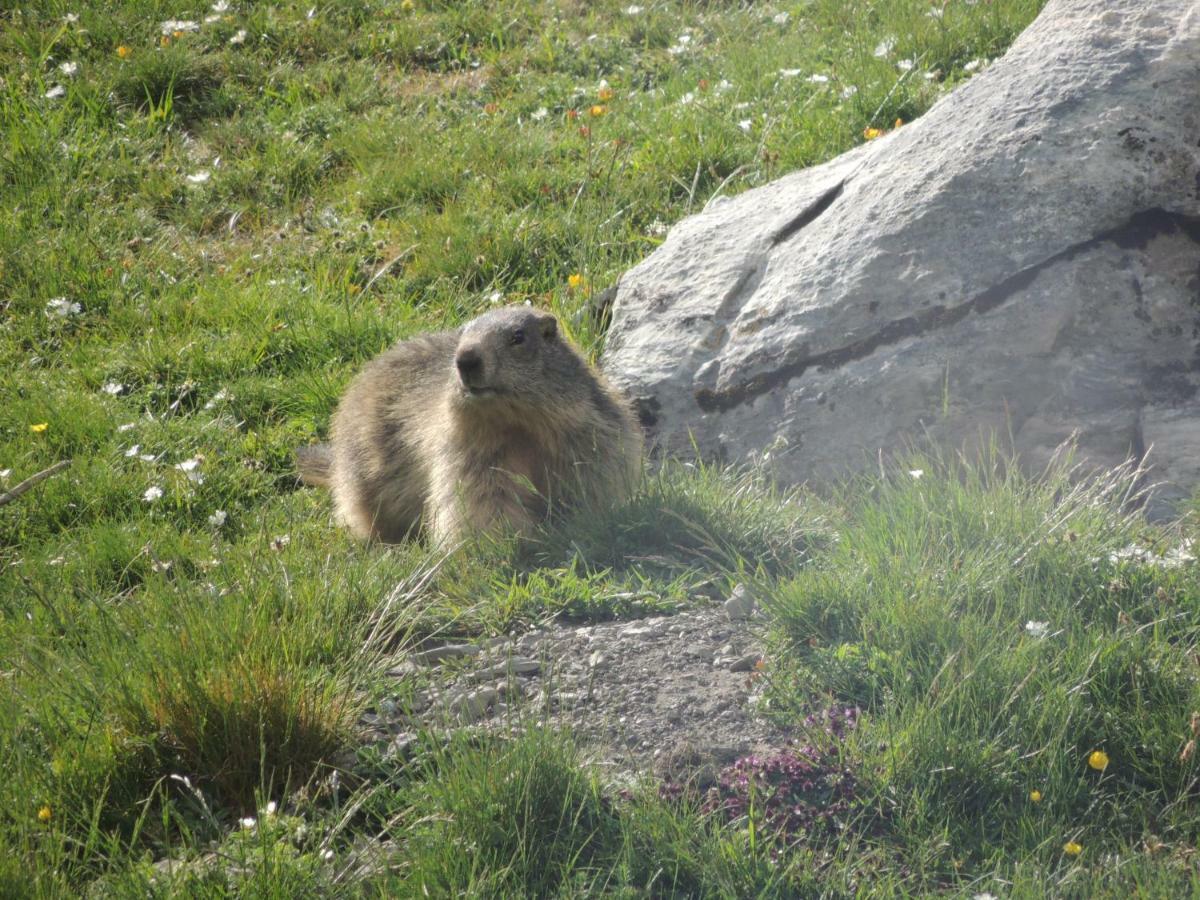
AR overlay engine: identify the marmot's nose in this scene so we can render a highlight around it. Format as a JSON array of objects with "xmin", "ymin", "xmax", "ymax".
[{"xmin": 456, "ymin": 348, "xmax": 483, "ymax": 382}]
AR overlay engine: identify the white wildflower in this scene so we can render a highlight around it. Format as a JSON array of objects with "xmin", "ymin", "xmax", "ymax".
[
  {"xmin": 0, "ymin": 469, "xmax": 11, "ymax": 481},
  {"xmin": 186, "ymin": 170, "xmax": 211, "ymax": 185},
  {"xmin": 623, "ymin": 4, "xmax": 643, "ymax": 14},
  {"xmin": 738, "ymin": 119, "xmax": 752, "ymax": 133},
  {"xmin": 529, "ymin": 106, "xmax": 548, "ymax": 121},
  {"xmin": 715, "ymin": 79, "xmax": 732, "ymax": 93},
  {"xmin": 927, "ymin": 6, "xmax": 945, "ymax": 19},
  {"xmin": 229, "ymin": 29, "xmax": 248, "ymax": 45},
  {"xmin": 265, "ymin": 801, "xmax": 277, "ymax": 815},
  {"xmin": 160, "ymin": 20, "xmax": 200, "ymax": 35},
  {"xmin": 840, "ymin": 85, "xmax": 858, "ymax": 99},
  {"xmin": 125, "ymin": 445, "xmax": 140, "ymax": 457},
  {"xmin": 143, "ymin": 485, "xmax": 164, "ymax": 503},
  {"xmin": 1109, "ymin": 539, "xmax": 1195, "ymax": 568},
  {"xmin": 668, "ymin": 34, "xmax": 692, "ymax": 55},
  {"xmin": 807, "ymin": 74, "xmax": 829, "ymax": 83},
  {"xmin": 772, "ymin": 12, "xmax": 790, "ymax": 25},
  {"xmin": 102, "ymin": 382, "xmax": 124, "ymax": 395},
  {"xmin": 58, "ymin": 61, "xmax": 79, "ymax": 78},
  {"xmin": 1025, "ymin": 620, "xmax": 1050, "ymax": 639},
  {"xmin": 778, "ymin": 68, "xmax": 803, "ymax": 78},
  {"xmin": 897, "ymin": 58, "xmax": 914, "ymax": 72},
  {"xmin": 63, "ymin": 13, "xmax": 79, "ymax": 24},
  {"xmin": 212, "ymin": 0, "xmax": 230, "ymax": 11},
  {"xmin": 908, "ymin": 469, "xmax": 924, "ymax": 479},
  {"xmin": 240, "ymin": 816, "xmax": 256, "ymax": 829},
  {"xmin": 487, "ymin": 290, "xmax": 503, "ymax": 304},
  {"xmin": 321, "ymin": 849, "xmax": 334, "ymax": 861},
  {"xmin": 207, "ymin": 510, "xmax": 228, "ymax": 527},
  {"xmin": 44, "ymin": 85, "xmax": 66, "ymax": 100},
  {"xmin": 874, "ymin": 37, "xmax": 895, "ymax": 58},
  {"xmin": 732, "ymin": 101, "xmax": 751, "ymax": 110},
  {"xmin": 175, "ymin": 457, "xmax": 204, "ymax": 483},
  {"xmin": 679, "ymin": 91, "xmax": 695, "ymax": 105},
  {"xmin": 117, "ymin": 422, "xmax": 136, "ymax": 433},
  {"xmin": 963, "ymin": 59, "xmax": 983, "ymax": 73},
  {"xmin": 46, "ymin": 297, "xmax": 81, "ymax": 317}
]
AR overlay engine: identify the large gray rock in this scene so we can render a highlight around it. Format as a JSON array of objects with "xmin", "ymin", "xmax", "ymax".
[{"xmin": 604, "ymin": 0, "xmax": 1200, "ymax": 515}]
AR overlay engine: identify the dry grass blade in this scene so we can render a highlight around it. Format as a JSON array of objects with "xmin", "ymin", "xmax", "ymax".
[{"xmin": 0, "ymin": 459, "xmax": 71, "ymax": 508}]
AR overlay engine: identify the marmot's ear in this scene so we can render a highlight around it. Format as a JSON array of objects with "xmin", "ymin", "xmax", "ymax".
[{"xmin": 539, "ymin": 313, "xmax": 558, "ymax": 340}]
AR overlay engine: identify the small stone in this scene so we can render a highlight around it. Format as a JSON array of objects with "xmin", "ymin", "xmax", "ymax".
[
  {"xmin": 622, "ymin": 622, "xmax": 665, "ymax": 638},
  {"xmin": 729, "ymin": 654, "xmax": 761, "ymax": 673},
  {"xmin": 507, "ymin": 656, "xmax": 541, "ymax": 675},
  {"xmin": 411, "ymin": 643, "xmax": 481, "ymax": 665},
  {"xmin": 384, "ymin": 733, "xmax": 416, "ymax": 760},
  {"xmin": 448, "ymin": 688, "xmax": 499, "ymax": 723},
  {"xmin": 723, "ymin": 584, "xmax": 756, "ymax": 621}
]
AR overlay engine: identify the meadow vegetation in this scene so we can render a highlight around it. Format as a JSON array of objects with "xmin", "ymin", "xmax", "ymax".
[{"xmin": 5, "ymin": 0, "xmax": 1200, "ymax": 895}]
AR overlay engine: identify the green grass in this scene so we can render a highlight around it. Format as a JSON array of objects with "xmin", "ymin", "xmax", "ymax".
[{"xmin": 12, "ymin": 0, "xmax": 1199, "ymax": 895}]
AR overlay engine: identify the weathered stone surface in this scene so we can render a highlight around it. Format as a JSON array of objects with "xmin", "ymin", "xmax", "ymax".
[{"xmin": 604, "ymin": 0, "xmax": 1200, "ymax": 516}]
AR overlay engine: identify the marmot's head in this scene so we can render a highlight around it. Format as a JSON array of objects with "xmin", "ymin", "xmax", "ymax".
[{"xmin": 451, "ymin": 305, "xmax": 581, "ymax": 409}]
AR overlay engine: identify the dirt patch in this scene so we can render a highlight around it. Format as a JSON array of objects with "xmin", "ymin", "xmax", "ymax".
[{"xmin": 361, "ymin": 598, "xmax": 797, "ymax": 781}]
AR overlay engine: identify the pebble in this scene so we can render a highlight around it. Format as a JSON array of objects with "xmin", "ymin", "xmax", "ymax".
[
  {"xmin": 468, "ymin": 656, "xmax": 542, "ymax": 682},
  {"xmin": 729, "ymin": 654, "xmax": 761, "ymax": 673},
  {"xmin": 447, "ymin": 687, "xmax": 499, "ymax": 723},
  {"xmin": 723, "ymin": 584, "xmax": 756, "ymax": 621},
  {"xmin": 411, "ymin": 643, "xmax": 481, "ymax": 665}
]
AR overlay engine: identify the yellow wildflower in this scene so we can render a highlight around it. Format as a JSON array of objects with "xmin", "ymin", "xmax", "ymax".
[
  {"xmin": 1088, "ymin": 750, "xmax": 1110, "ymax": 772},
  {"xmin": 30, "ymin": 422, "xmax": 48, "ymax": 434},
  {"xmin": 401, "ymin": 0, "xmax": 414, "ymax": 8},
  {"xmin": 598, "ymin": 87, "xmax": 614, "ymax": 102},
  {"xmin": 863, "ymin": 126, "xmax": 882, "ymax": 140},
  {"xmin": 894, "ymin": 117, "xmax": 903, "ymax": 128},
  {"xmin": 1063, "ymin": 841, "xmax": 1082, "ymax": 856},
  {"xmin": 589, "ymin": 104, "xmax": 606, "ymax": 117},
  {"xmin": 567, "ymin": 273, "xmax": 584, "ymax": 290},
  {"xmin": 1030, "ymin": 790, "xmax": 1042, "ymax": 803},
  {"xmin": 37, "ymin": 805, "xmax": 51, "ymax": 823},
  {"xmin": 172, "ymin": 30, "xmax": 184, "ymax": 39},
  {"xmin": 117, "ymin": 45, "xmax": 131, "ymax": 59}
]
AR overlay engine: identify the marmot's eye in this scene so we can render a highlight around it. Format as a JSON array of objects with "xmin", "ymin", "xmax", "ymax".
[{"xmin": 510, "ymin": 329, "xmax": 525, "ymax": 345}]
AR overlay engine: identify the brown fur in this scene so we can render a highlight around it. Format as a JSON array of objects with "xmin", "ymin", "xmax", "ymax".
[{"xmin": 297, "ymin": 305, "xmax": 643, "ymax": 545}]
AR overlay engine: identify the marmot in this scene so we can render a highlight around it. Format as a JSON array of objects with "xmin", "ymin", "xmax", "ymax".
[{"xmin": 297, "ymin": 305, "xmax": 643, "ymax": 545}]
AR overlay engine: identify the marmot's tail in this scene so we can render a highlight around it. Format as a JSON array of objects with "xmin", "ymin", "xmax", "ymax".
[{"xmin": 296, "ymin": 443, "xmax": 333, "ymax": 486}]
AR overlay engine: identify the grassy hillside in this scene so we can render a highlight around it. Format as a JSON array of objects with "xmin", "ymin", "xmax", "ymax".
[{"xmin": 7, "ymin": 0, "xmax": 1200, "ymax": 895}]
